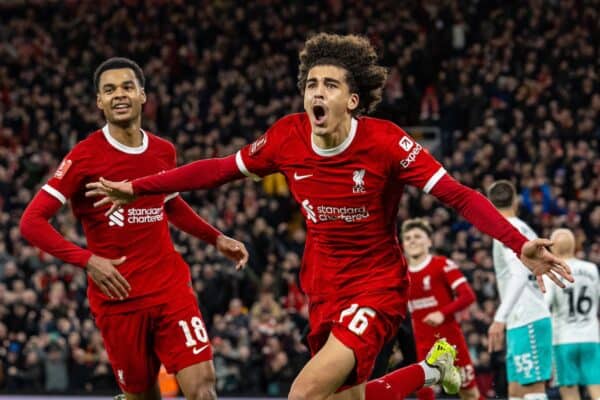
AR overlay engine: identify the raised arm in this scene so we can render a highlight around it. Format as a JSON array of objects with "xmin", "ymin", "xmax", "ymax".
[
  {"xmin": 429, "ymin": 174, "xmax": 572, "ymax": 290},
  {"xmin": 134, "ymin": 154, "xmax": 243, "ymax": 195},
  {"xmin": 86, "ymin": 154, "xmax": 244, "ymax": 215}
]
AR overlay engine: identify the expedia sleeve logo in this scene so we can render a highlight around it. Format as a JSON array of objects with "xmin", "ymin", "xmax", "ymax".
[
  {"xmin": 399, "ymin": 143, "xmax": 423, "ymax": 168},
  {"xmin": 54, "ymin": 159, "xmax": 72, "ymax": 180},
  {"xmin": 249, "ymin": 134, "xmax": 267, "ymax": 156},
  {"xmin": 399, "ymin": 136, "xmax": 414, "ymax": 151}
]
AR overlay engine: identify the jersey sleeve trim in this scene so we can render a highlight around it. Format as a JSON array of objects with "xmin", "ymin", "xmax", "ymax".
[
  {"xmin": 450, "ymin": 277, "xmax": 467, "ymax": 290},
  {"xmin": 164, "ymin": 192, "xmax": 180, "ymax": 203},
  {"xmin": 42, "ymin": 184, "xmax": 67, "ymax": 204},
  {"xmin": 423, "ymin": 167, "xmax": 446, "ymax": 193},
  {"xmin": 235, "ymin": 151, "xmax": 261, "ymax": 181}
]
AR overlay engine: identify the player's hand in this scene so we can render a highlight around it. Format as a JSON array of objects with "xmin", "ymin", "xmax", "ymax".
[
  {"xmin": 520, "ymin": 238, "xmax": 574, "ymax": 292},
  {"xmin": 86, "ymin": 255, "xmax": 131, "ymax": 300},
  {"xmin": 85, "ymin": 178, "xmax": 136, "ymax": 216},
  {"xmin": 422, "ymin": 311, "xmax": 445, "ymax": 327},
  {"xmin": 487, "ymin": 321, "xmax": 506, "ymax": 352},
  {"xmin": 216, "ymin": 235, "xmax": 249, "ymax": 270}
]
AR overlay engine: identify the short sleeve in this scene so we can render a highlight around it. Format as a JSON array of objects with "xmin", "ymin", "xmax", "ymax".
[
  {"xmin": 235, "ymin": 117, "xmax": 288, "ymax": 179},
  {"xmin": 43, "ymin": 146, "xmax": 88, "ymax": 204},
  {"xmin": 388, "ymin": 125, "xmax": 446, "ymax": 193},
  {"xmin": 442, "ymin": 258, "xmax": 468, "ymax": 291}
]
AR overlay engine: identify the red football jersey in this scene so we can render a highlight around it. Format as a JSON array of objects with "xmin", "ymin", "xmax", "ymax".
[
  {"xmin": 236, "ymin": 114, "xmax": 445, "ymax": 301},
  {"xmin": 407, "ymin": 255, "xmax": 468, "ymax": 344},
  {"xmin": 44, "ymin": 126, "xmax": 191, "ymax": 315}
]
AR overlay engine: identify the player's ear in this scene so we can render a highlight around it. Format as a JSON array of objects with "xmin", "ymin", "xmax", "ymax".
[
  {"xmin": 96, "ymin": 93, "xmax": 104, "ymax": 111},
  {"xmin": 140, "ymin": 87, "xmax": 147, "ymax": 104},
  {"xmin": 347, "ymin": 93, "xmax": 359, "ymax": 112}
]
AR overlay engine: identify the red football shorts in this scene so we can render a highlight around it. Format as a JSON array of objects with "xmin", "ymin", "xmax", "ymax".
[
  {"xmin": 95, "ymin": 289, "xmax": 212, "ymax": 393},
  {"xmin": 307, "ymin": 289, "xmax": 407, "ymax": 390},
  {"xmin": 415, "ymin": 327, "xmax": 477, "ymax": 390}
]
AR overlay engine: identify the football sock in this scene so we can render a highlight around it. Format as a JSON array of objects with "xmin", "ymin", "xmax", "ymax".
[
  {"xmin": 416, "ymin": 386, "xmax": 436, "ymax": 400},
  {"xmin": 365, "ymin": 364, "xmax": 426, "ymax": 399},
  {"xmin": 419, "ymin": 360, "xmax": 441, "ymax": 385},
  {"xmin": 523, "ymin": 393, "xmax": 548, "ymax": 400}
]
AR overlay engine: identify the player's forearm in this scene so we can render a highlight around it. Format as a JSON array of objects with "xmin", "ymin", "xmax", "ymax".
[
  {"xmin": 19, "ymin": 191, "xmax": 92, "ymax": 268},
  {"xmin": 132, "ymin": 154, "xmax": 243, "ymax": 195},
  {"xmin": 430, "ymin": 175, "xmax": 527, "ymax": 256},
  {"xmin": 165, "ymin": 196, "xmax": 221, "ymax": 245},
  {"xmin": 440, "ymin": 283, "xmax": 476, "ymax": 317}
]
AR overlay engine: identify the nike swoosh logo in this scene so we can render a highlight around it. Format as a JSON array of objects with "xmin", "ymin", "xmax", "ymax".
[
  {"xmin": 192, "ymin": 344, "xmax": 209, "ymax": 355},
  {"xmin": 294, "ymin": 172, "xmax": 313, "ymax": 181}
]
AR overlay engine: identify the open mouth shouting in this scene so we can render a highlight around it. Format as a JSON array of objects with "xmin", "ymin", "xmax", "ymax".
[{"xmin": 312, "ymin": 104, "xmax": 327, "ymax": 126}]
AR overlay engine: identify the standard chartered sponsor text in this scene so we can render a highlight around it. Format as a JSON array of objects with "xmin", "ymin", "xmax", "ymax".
[
  {"xmin": 316, "ymin": 205, "xmax": 370, "ymax": 223},
  {"xmin": 127, "ymin": 207, "xmax": 164, "ymax": 224}
]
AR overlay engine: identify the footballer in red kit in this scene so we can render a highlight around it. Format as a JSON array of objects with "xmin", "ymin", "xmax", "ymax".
[
  {"xmin": 402, "ymin": 219, "xmax": 482, "ymax": 400},
  {"xmin": 87, "ymin": 35, "xmax": 572, "ymax": 400},
  {"xmin": 20, "ymin": 58, "xmax": 248, "ymax": 400}
]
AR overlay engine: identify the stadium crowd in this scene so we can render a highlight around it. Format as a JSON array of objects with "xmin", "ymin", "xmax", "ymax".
[{"xmin": 0, "ymin": 0, "xmax": 598, "ymax": 396}]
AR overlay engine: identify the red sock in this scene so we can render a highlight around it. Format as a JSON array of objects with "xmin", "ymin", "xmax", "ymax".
[
  {"xmin": 365, "ymin": 364, "xmax": 425, "ymax": 400},
  {"xmin": 416, "ymin": 386, "xmax": 435, "ymax": 400}
]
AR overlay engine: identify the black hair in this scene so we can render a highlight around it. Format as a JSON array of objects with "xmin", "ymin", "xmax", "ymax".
[
  {"xmin": 93, "ymin": 57, "xmax": 144, "ymax": 92},
  {"xmin": 487, "ymin": 180, "xmax": 516, "ymax": 208}
]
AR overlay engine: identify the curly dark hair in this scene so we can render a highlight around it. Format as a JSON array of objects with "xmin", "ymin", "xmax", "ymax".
[{"xmin": 297, "ymin": 33, "xmax": 388, "ymax": 116}]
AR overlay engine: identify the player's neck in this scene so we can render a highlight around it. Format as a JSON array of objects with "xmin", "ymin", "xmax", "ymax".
[
  {"xmin": 312, "ymin": 115, "xmax": 352, "ymax": 149},
  {"xmin": 499, "ymin": 208, "xmax": 515, "ymax": 218},
  {"xmin": 107, "ymin": 121, "xmax": 143, "ymax": 147},
  {"xmin": 408, "ymin": 253, "xmax": 430, "ymax": 267}
]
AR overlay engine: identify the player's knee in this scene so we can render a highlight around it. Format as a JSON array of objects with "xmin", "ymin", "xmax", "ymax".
[{"xmin": 288, "ymin": 382, "xmax": 328, "ymax": 400}]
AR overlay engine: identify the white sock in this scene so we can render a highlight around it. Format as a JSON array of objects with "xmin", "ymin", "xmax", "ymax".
[
  {"xmin": 419, "ymin": 361, "xmax": 441, "ymax": 386},
  {"xmin": 508, "ymin": 398, "xmax": 523, "ymax": 400},
  {"xmin": 523, "ymin": 393, "xmax": 548, "ymax": 400}
]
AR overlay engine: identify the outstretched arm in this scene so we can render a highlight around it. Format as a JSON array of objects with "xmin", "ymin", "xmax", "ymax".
[
  {"xmin": 134, "ymin": 154, "xmax": 243, "ymax": 195},
  {"xmin": 86, "ymin": 154, "xmax": 244, "ymax": 215},
  {"xmin": 429, "ymin": 174, "xmax": 572, "ymax": 289},
  {"xmin": 20, "ymin": 191, "xmax": 130, "ymax": 299},
  {"xmin": 164, "ymin": 195, "xmax": 248, "ymax": 269}
]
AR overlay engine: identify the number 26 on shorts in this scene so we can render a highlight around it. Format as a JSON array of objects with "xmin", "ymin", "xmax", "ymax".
[{"xmin": 339, "ymin": 304, "xmax": 376, "ymax": 335}]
